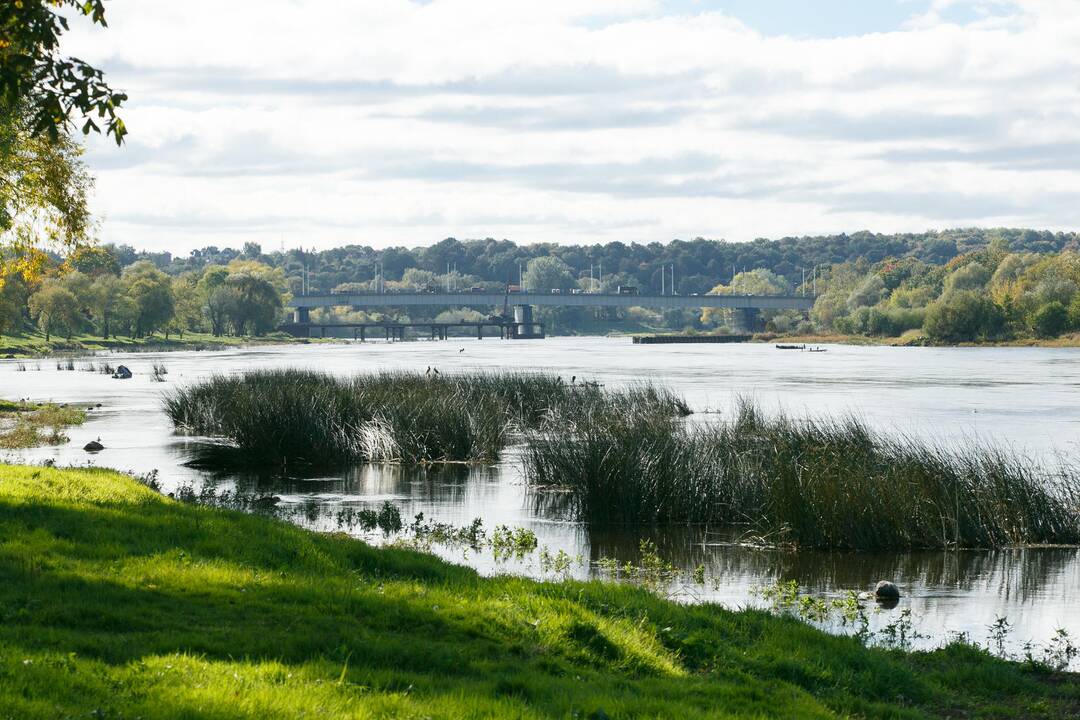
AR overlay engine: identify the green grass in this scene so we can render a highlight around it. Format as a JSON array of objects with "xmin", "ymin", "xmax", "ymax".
[
  {"xmin": 164, "ymin": 369, "xmax": 689, "ymax": 468},
  {"xmin": 0, "ymin": 464, "xmax": 1077, "ymax": 718},
  {"xmin": 524, "ymin": 399, "xmax": 1080, "ymax": 549}
]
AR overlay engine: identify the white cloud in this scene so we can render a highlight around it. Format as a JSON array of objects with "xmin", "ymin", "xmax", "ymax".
[{"xmin": 60, "ymin": 0, "xmax": 1080, "ymax": 251}]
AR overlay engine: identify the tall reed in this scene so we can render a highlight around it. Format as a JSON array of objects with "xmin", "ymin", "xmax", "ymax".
[
  {"xmin": 163, "ymin": 369, "xmax": 687, "ymax": 469},
  {"xmin": 524, "ymin": 399, "xmax": 1080, "ymax": 550}
]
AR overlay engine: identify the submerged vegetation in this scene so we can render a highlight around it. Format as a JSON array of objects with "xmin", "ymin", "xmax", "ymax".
[
  {"xmin": 2, "ymin": 463, "xmax": 1078, "ymax": 719},
  {"xmin": 0, "ymin": 399, "xmax": 86, "ymax": 449},
  {"xmin": 164, "ymin": 369, "xmax": 689, "ymax": 468},
  {"xmin": 524, "ymin": 400, "xmax": 1080, "ymax": 550}
]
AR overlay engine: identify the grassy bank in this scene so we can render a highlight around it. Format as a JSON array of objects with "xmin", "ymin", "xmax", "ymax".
[
  {"xmin": 1, "ymin": 464, "xmax": 1077, "ymax": 718},
  {"xmin": 164, "ymin": 369, "xmax": 689, "ymax": 468},
  {"xmin": 0, "ymin": 330, "xmax": 314, "ymax": 358},
  {"xmin": 524, "ymin": 401, "xmax": 1080, "ymax": 549}
]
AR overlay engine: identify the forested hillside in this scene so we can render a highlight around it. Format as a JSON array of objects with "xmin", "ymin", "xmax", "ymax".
[{"xmin": 116, "ymin": 228, "xmax": 1078, "ymax": 298}]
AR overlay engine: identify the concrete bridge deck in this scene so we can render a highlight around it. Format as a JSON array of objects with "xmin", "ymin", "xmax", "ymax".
[{"xmin": 287, "ymin": 291, "xmax": 815, "ymax": 311}]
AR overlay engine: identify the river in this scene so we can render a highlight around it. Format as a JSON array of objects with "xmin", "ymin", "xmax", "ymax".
[{"xmin": 3, "ymin": 338, "xmax": 1079, "ymax": 661}]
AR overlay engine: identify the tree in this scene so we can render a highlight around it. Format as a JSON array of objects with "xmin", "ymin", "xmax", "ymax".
[
  {"xmin": 0, "ymin": 105, "xmax": 94, "ymax": 286},
  {"xmin": 435, "ymin": 309, "xmax": 484, "ymax": 323},
  {"xmin": 0, "ymin": 271, "xmax": 27, "ymax": 335},
  {"xmin": 1031, "ymin": 302, "xmax": 1068, "ymax": 339},
  {"xmin": 87, "ymin": 274, "xmax": 124, "ymax": 339},
  {"xmin": 67, "ymin": 245, "xmax": 119, "ymax": 277},
  {"xmin": 222, "ymin": 273, "xmax": 281, "ymax": 336},
  {"xmin": 846, "ymin": 275, "xmax": 886, "ymax": 310},
  {"xmin": 197, "ymin": 265, "xmax": 229, "ymax": 296},
  {"xmin": 204, "ymin": 285, "xmax": 237, "ymax": 337},
  {"xmin": 27, "ymin": 278, "xmax": 79, "ymax": 340},
  {"xmin": 702, "ymin": 268, "xmax": 790, "ymax": 326},
  {"xmin": 522, "ymin": 256, "xmax": 574, "ymax": 292},
  {"xmin": 944, "ymin": 262, "xmax": 990, "ymax": 293},
  {"xmin": 170, "ymin": 275, "xmax": 202, "ymax": 338},
  {"xmin": 122, "ymin": 261, "xmax": 174, "ymax": 336},
  {"xmin": 924, "ymin": 291, "xmax": 1005, "ymax": 343},
  {"xmin": 401, "ymin": 268, "xmax": 437, "ymax": 290},
  {"xmin": 1, "ymin": 1, "xmax": 127, "ymax": 144}
]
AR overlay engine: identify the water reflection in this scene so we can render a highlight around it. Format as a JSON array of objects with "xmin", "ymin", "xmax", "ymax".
[{"xmin": 175, "ymin": 457, "xmax": 1080, "ymax": 661}]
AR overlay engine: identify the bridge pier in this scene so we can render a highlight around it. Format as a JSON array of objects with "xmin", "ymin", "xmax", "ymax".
[
  {"xmin": 734, "ymin": 308, "xmax": 762, "ymax": 333},
  {"xmin": 293, "ymin": 307, "xmax": 310, "ymax": 324},
  {"xmin": 513, "ymin": 304, "xmax": 544, "ymax": 339}
]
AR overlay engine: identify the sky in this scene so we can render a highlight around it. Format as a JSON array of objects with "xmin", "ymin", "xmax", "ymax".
[{"xmin": 64, "ymin": 0, "xmax": 1080, "ymax": 253}]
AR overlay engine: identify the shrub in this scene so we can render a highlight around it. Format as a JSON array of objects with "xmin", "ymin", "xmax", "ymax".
[
  {"xmin": 924, "ymin": 291, "xmax": 1005, "ymax": 343},
  {"xmin": 1031, "ymin": 301, "xmax": 1068, "ymax": 338}
]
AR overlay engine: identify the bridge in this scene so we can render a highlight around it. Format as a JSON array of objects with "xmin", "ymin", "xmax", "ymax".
[{"xmin": 285, "ymin": 291, "xmax": 815, "ymax": 339}]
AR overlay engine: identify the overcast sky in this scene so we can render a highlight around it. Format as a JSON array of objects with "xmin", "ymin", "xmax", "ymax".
[{"xmin": 67, "ymin": 0, "xmax": 1080, "ymax": 253}]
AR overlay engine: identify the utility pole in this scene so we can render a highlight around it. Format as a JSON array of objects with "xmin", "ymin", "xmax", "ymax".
[
  {"xmin": 801, "ymin": 267, "xmax": 806, "ymax": 296},
  {"xmin": 671, "ymin": 264, "xmax": 675, "ymax": 295},
  {"xmin": 813, "ymin": 265, "xmax": 818, "ymax": 297},
  {"xmin": 661, "ymin": 265, "xmax": 665, "ymax": 295},
  {"xmin": 598, "ymin": 260, "xmax": 603, "ymax": 290}
]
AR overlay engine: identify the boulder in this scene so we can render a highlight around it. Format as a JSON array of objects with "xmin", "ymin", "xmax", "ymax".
[
  {"xmin": 112, "ymin": 365, "xmax": 132, "ymax": 379},
  {"xmin": 83, "ymin": 440, "xmax": 105, "ymax": 452},
  {"xmin": 874, "ymin": 580, "xmax": 901, "ymax": 601}
]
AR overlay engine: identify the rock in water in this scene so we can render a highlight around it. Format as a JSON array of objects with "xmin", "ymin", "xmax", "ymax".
[
  {"xmin": 83, "ymin": 440, "xmax": 105, "ymax": 452},
  {"xmin": 874, "ymin": 580, "xmax": 901, "ymax": 601}
]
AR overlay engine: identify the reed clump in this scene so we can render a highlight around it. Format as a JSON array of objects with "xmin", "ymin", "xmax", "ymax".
[
  {"xmin": 524, "ymin": 399, "xmax": 1080, "ymax": 550},
  {"xmin": 163, "ymin": 369, "xmax": 687, "ymax": 468}
]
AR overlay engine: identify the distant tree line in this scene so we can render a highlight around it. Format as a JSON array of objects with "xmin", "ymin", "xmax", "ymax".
[
  {"xmin": 0, "ymin": 246, "xmax": 285, "ymax": 341},
  {"xmin": 106, "ymin": 229, "xmax": 1079, "ymax": 300},
  {"xmin": 5, "ymin": 228, "xmax": 1080, "ymax": 342}
]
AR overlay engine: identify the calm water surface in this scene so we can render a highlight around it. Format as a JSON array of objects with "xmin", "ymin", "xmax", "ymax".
[{"xmin": 3, "ymin": 338, "xmax": 1080, "ymax": 659}]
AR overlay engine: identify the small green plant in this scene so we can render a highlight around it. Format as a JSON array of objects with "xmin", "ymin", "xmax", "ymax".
[
  {"xmin": 491, "ymin": 526, "xmax": 538, "ymax": 562},
  {"xmin": 877, "ymin": 609, "xmax": 923, "ymax": 650},
  {"xmin": 539, "ymin": 546, "xmax": 574, "ymax": 579},
  {"xmin": 987, "ymin": 615, "xmax": 1013, "ymax": 658},
  {"xmin": 692, "ymin": 564, "xmax": 706, "ymax": 585}
]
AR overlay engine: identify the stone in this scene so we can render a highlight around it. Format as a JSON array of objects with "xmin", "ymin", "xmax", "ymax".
[
  {"xmin": 112, "ymin": 365, "xmax": 132, "ymax": 379},
  {"xmin": 83, "ymin": 440, "xmax": 104, "ymax": 452},
  {"xmin": 874, "ymin": 580, "xmax": 901, "ymax": 601}
]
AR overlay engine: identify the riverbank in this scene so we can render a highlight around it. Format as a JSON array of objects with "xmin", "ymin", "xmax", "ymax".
[
  {"xmin": 754, "ymin": 330, "xmax": 1080, "ymax": 348},
  {"xmin": 0, "ymin": 331, "xmax": 317, "ymax": 358},
  {"xmin": 0, "ymin": 463, "xmax": 1076, "ymax": 718}
]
